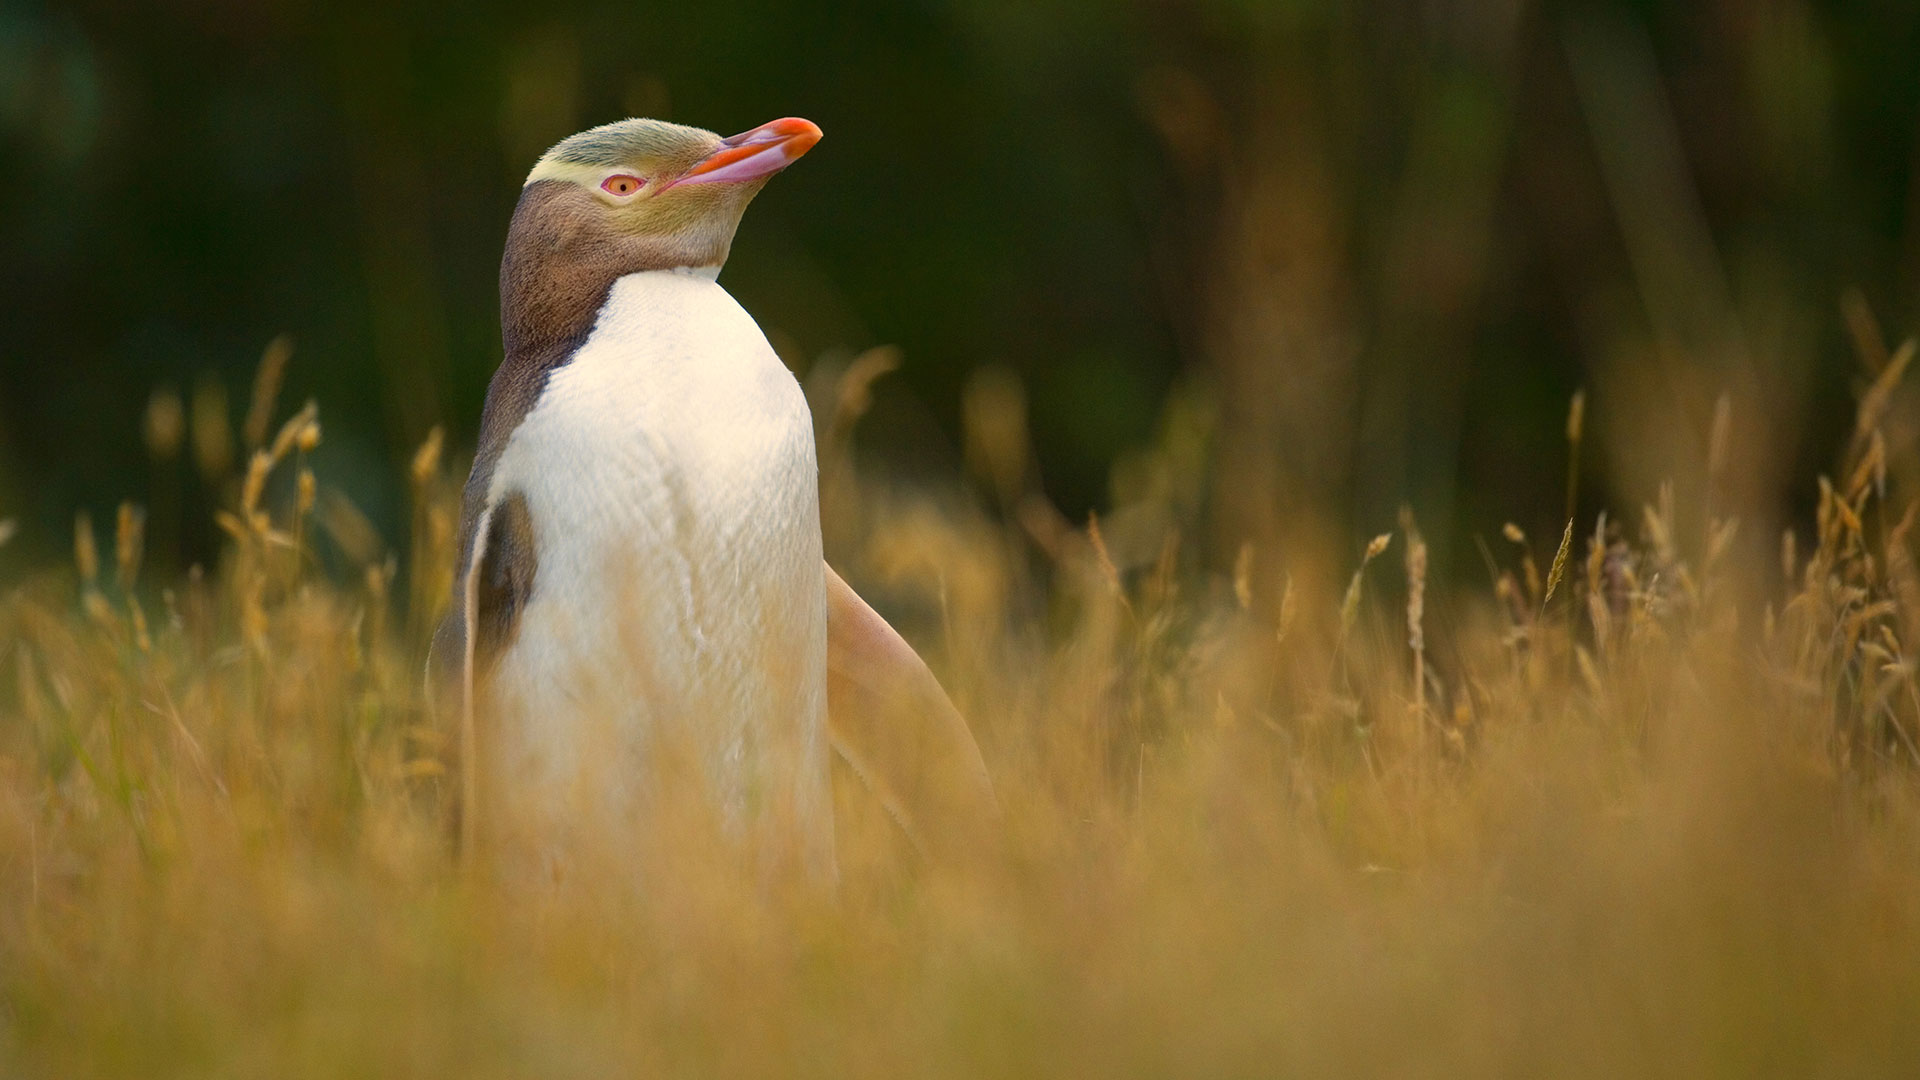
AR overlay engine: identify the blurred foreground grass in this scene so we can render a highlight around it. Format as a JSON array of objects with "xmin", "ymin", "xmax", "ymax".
[{"xmin": 4, "ymin": 338, "xmax": 1920, "ymax": 1078}]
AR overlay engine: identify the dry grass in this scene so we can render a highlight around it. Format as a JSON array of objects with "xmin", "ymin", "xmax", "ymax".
[{"xmin": 3, "ymin": 335, "xmax": 1920, "ymax": 1078}]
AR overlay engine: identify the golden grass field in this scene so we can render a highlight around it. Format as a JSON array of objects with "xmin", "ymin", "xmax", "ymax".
[{"xmin": 4, "ymin": 335, "xmax": 1920, "ymax": 1078}]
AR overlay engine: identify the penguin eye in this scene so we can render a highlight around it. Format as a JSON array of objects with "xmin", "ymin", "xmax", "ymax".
[{"xmin": 601, "ymin": 174, "xmax": 645, "ymax": 197}]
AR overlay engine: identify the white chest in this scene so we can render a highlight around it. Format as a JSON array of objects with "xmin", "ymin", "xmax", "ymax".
[
  {"xmin": 493, "ymin": 269, "xmax": 815, "ymax": 541},
  {"xmin": 482, "ymin": 269, "xmax": 831, "ymax": 867}
]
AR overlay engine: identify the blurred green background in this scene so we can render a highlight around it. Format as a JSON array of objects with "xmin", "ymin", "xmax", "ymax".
[{"xmin": 3, "ymin": 0, "xmax": 1919, "ymax": 578}]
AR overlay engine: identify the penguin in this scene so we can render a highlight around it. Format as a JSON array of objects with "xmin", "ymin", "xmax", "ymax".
[{"xmin": 430, "ymin": 116, "xmax": 996, "ymax": 883}]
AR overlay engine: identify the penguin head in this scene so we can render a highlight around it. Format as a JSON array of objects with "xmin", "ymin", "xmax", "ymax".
[{"xmin": 516, "ymin": 116, "xmax": 822, "ymax": 273}]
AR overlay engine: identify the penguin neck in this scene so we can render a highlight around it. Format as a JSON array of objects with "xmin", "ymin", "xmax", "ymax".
[
  {"xmin": 499, "ymin": 263, "xmax": 726, "ymax": 370},
  {"xmin": 498, "ymin": 181, "xmax": 732, "ymax": 367}
]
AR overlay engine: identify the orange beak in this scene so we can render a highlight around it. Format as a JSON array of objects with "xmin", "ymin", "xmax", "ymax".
[{"xmin": 669, "ymin": 117, "xmax": 823, "ymax": 188}]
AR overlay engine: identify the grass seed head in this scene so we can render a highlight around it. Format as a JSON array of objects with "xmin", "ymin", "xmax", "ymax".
[
  {"xmin": 1339, "ymin": 532, "xmax": 1392, "ymax": 642},
  {"xmin": 1542, "ymin": 518, "xmax": 1574, "ymax": 611},
  {"xmin": 114, "ymin": 501, "xmax": 144, "ymax": 592},
  {"xmin": 73, "ymin": 510, "xmax": 98, "ymax": 586},
  {"xmin": 244, "ymin": 334, "xmax": 294, "ymax": 450},
  {"xmin": 411, "ymin": 427, "xmax": 445, "ymax": 487},
  {"xmin": 191, "ymin": 376, "xmax": 233, "ymax": 480},
  {"xmin": 143, "ymin": 387, "xmax": 185, "ymax": 461}
]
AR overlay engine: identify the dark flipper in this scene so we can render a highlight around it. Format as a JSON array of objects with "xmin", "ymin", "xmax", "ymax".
[
  {"xmin": 427, "ymin": 491, "xmax": 539, "ymax": 695},
  {"xmin": 824, "ymin": 563, "xmax": 1000, "ymax": 865},
  {"xmin": 425, "ymin": 492, "xmax": 538, "ymax": 857},
  {"xmin": 472, "ymin": 493, "xmax": 538, "ymax": 664}
]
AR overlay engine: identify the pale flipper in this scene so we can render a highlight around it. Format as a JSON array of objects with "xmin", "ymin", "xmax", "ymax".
[{"xmin": 825, "ymin": 562, "xmax": 1000, "ymax": 863}]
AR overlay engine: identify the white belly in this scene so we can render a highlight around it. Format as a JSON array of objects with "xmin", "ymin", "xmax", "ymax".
[{"xmin": 483, "ymin": 269, "xmax": 831, "ymax": 878}]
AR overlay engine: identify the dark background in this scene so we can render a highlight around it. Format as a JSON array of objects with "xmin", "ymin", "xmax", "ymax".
[{"xmin": 4, "ymin": 0, "xmax": 1919, "ymax": 579}]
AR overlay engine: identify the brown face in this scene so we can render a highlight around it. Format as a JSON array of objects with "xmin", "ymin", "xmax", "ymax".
[{"xmin": 514, "ymin": 116, "xmax": 824, "ymax": 274}]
